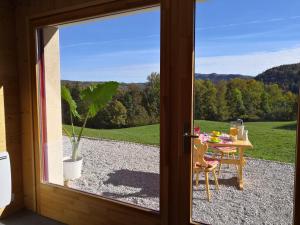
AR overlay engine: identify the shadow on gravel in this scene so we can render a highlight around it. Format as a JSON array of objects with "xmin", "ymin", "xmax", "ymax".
[
  {"xmin": 102, "ymin": 169, "xmax": 159, "ymax": 198},
  {"xmin": 194, "ymin": 177, "xmax": 238, "ymax": 188}
]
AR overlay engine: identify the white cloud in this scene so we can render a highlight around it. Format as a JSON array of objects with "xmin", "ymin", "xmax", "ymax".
[
  {"xmin": 195, "ymin": 46, "xmax": 300, "ymax": 75},
  {"xmin": 196, "ymin": 15, "xmax": 300, "ymax": 31},
  {"xmin": 62, "ymin": 46, "xmax": 300, "ymax": 82}
]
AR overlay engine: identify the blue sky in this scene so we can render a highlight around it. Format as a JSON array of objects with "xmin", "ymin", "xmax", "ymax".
[{"xmin": 59, "ymin": 0, "xmax": 300, "ymax": 82}]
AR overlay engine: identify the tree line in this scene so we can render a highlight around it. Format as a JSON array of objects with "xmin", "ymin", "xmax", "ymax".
[
  {"xmin": 62, "ymin": 73, "xmax": 160, "ymax": 129},
  {"xmin": 62, "ymin": 73, "xmax": 298, "ymax": 129},
  {"xmin": 195, "ymin": 79, "xmax": 297, "ymax": 121}
]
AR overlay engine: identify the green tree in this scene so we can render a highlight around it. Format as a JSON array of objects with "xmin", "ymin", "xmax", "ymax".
[
  {"xmin": 143, "ymin": 73, "xmax": 160, "ymax": 123},
  {"xmin": 260, "ymin": 92, "xmax": 271, "ymax": 119},
  {"xmin": 283, "ymin": 91, "xmax": 298, "ymax": 120},
  {"xmin": 132, "ymin": 105, "xmax": 151, "ymax": 126},
  {"xmin": 87, "ymin": 100, "xmax": 127, "ymax": 129},
  {"xmin": 120, "ymin": 84, "xmax": 150, "ymax": 126},
  {"xmin": 194, "ymin": 80, "xmax": 206, "ymax": 120},
  {"xmin": 265, "ymin": 84, "xmax": 285, "ymax": 120},
  {"xmin": 242, "ymin": 80, "xmax": 264, "ymax": 120},
  {"xmin": 108, "ymin": 100, "xmax": 127, "ymax": 127},
  {"xmin": 228, "ymin": 78, "xmax": 247, "ymax": 91},
  {"xmin": 215, "ymin": 81, "xmax": 229, "ymax": 121},
  {"xmin": 228, "ymin": 88, "xmax": 245, "ymax": 119},
  {"xmin": 202, "ymin": 80, "xmax": 218, "ymax": 120}
]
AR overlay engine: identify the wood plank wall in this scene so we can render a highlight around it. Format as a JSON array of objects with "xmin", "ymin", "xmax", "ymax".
[{"xmin": 0, "ymin": 0, "xmax": 23, "ymax": 218}]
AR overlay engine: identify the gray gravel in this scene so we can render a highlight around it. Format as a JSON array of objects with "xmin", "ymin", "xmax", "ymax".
[
  {"xmin": 63, "ymin": 136, "xmax": 294, "ymax": 225},
  {"xmin": 63, "ymin": 136, "xmax": 159, "ymax": 210},
  {"xmin": 192, "ymin": 159, "xmax": 294, "ymax": 225}
]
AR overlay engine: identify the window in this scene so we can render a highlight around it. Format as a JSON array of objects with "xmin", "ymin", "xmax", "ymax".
[{"xmin": 36, "ymin": 8, "xmax": 161, "ymax": 211}]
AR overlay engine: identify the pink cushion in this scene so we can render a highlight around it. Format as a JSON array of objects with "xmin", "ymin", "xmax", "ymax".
[
  {"xmin": 194, "ymin": 157, "xmax": 219, "ymax": 168},
  {"xmin": 204, "ymin": 156, "xmax": 219, "ymax": 167}
]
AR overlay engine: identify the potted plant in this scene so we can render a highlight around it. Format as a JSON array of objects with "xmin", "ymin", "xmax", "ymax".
[{"xmin": 61, "ymin": 82, "xmax": 119, "ymax": 181}]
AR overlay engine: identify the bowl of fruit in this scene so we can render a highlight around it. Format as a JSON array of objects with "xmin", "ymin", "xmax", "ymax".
[
  {"xmin": 209, "ymin": 136, "xmax": 221, "ymax": 143},
  {"xmin": 211, "ymin": 131, "xmax": 221, "ymax": 137}
]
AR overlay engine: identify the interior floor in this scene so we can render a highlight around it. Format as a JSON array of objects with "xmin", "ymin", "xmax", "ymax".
[{"xmin": 0, "ymin": 210, "xmax": 64, "ymax": 225}]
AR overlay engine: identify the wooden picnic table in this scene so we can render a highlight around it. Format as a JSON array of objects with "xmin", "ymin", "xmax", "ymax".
[{"xmin": 200, "ymin": 133, "xmax": 253, "ymax": 190}]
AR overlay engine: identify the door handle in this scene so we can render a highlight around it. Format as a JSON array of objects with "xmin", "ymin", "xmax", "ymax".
[
  {"xmin": 183, "ymin": 133, "xmax": 199, "ymax": 138},
  {"xmin": 183, "ymin": 132, "xmax": 199, "ymax": 153}
]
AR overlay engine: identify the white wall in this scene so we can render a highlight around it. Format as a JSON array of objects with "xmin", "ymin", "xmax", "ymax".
[{"xmin": 43, "ymin": 26, "xmax": 64, "ymax": 185}]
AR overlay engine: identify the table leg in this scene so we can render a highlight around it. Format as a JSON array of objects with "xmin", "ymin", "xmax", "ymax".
[{"xmin": 238, "ymin": 147, "xmax": 244, "ymax": 190}]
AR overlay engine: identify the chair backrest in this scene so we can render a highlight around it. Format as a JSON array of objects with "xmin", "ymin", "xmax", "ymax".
[{"xmin": 193, "ymin": 138, "xmax": 209, "ymax": 168}]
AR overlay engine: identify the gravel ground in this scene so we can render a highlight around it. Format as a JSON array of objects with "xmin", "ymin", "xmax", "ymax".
[
  {"xmin": 192, "ymin": 160, "xmax": 294, "ymax": 225},
  {"xmin": 63, "ymin": 136, "xmax": 159, "ymax": 210},
  {"xmin": 63, "ymin": 136, "xmax": 294, "ymax": 225}
]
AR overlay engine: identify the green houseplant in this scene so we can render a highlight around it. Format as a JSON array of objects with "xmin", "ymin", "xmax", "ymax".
[{"xmin": 61, "ymin": 82, "xmax": 119, "ymax": 180}]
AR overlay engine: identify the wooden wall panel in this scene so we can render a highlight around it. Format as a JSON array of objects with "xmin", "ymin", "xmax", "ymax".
[{"xmin": 0, "ymin": 1, "xmax": 23, "ymax": 218}]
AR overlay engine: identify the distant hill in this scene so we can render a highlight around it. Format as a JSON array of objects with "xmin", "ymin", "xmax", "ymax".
[
  {"xmin": 61, "ymin": 80, "xmax": 146, "ymax": 90},
  {"xmin": 62, "ymin": 62, "xmax": 300, "ymax": 94},
  {"xmin": 195, "ymin": 73, "xmax": 253, "ymax": 82},
  {"xmin": 255, "ymin": 63, "xmax": 300, "ymax": 93},
  {"xmin": 62, "ymin": 74, "xmax": 253, "ymax": 89},
  {"xmin": 61, "ymin": 80, "xmax": 101, "ymax": 88}
]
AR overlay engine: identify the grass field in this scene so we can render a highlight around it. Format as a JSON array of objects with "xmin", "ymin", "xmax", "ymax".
[{"xmin": 64, "ymin": 120, "xmax": 297, "ymax": 163}]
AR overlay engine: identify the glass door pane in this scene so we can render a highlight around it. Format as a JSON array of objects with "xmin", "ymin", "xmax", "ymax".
[{"xmin": 192, "ymin": 0, "xmax": 298, "ymax": 223}]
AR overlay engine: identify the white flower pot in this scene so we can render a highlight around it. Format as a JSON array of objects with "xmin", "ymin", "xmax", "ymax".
[{"xmin": 63, "ymin": 157, "xmax": 83, "ymax": 180}]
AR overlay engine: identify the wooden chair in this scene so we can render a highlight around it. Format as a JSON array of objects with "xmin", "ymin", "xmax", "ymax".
[
  {"xmin": 193, "ymin": 139, "xmax": 219, "ymax": 201},
  {"xmin": 212, "ymin": 147, "xmax": 238, "ymax": 175}
]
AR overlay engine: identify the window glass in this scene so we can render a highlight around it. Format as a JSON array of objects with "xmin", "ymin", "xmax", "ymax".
[
  {"xmin": 37, "ymin": 8, "xmax": 161, "ymax": 211},
  {"xmin": 192, "ymin": 0, "xmax": 298, "ymax": 223}
]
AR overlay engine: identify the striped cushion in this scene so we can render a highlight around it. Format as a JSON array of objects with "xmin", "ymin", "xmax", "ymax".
[
  {"xmin": 195, "ymin": 157, "xmax": 219, "ymax": 168},
  {"xmin": 204, "ymin": 156, "xmax": 219, "ymax": 167}
]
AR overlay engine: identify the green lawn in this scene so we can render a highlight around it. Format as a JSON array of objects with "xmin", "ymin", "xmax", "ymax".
[
  {"xmin": 194, "ymin": 120, "xmax": 296, "ymax": 163},
  {"xmin": 63, "ymin": 124, "xmax": 160, "ymax": 146},
  {"xmin": 64, "ymin": 120, "xmax": 297, "ymax": 163}
]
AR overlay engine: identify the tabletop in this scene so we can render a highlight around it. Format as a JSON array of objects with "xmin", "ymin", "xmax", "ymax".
[{"xmin": 199, "ymin": 133, "xmax": 253, "ymax": 148}]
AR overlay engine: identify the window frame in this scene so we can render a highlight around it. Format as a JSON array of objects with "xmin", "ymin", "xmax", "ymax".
[{"xmin": 29, "ymin": 1, "xmax": 165, "ymax": 225}]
